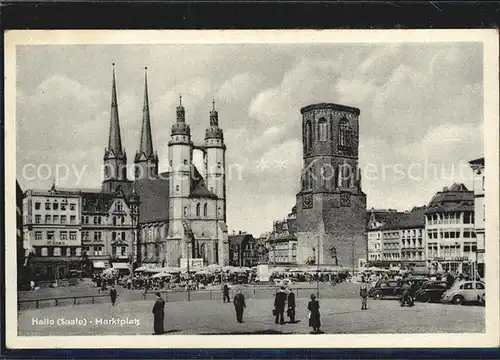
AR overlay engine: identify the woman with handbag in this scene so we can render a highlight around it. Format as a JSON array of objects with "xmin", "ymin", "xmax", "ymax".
[{"xmin": 307, "ymin": 294, "xmax": 321, "ymax": 334}]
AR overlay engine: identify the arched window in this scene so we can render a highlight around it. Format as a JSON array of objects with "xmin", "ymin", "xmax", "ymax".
[
  {"xmin": 112, "ymin": 216, "xmax": 117, "ymax": 226},
  {"xmin": 66, "ymin": 248, "xmax": 71, "ymax": 256},
  {"xmin": 75, "ymin": 247, "xmax": 81, "ymax": 256},
  {"xmin": 339, "ymin": 163, "xmax": 351, "ymax": 188},
  {"xmin": 305, "ymin": 121, "xmax": 312, "ymax": 150},
  {"xmin": 338, "ymin": 118, "xmax": 352, "ymax": 150},
  {"xmin": 53, "ymin": 247, "xmax": 61, "ymax": 256},
  {"xmin": 318, "ymin": 117, "xmax": 328, "ymax": 141},
  {"xmin": 203, "ymin": 203, "xmax": 208, "ymax": 217},
  {"xmin": 175, "ymin": 185, "xmax": 180, "ymax": 192},
  {"xmin": 184, "ymin": 206, "xmax": 188, "ymax": 216},
  {"xmin": 196, "ymin": 203, "xmax": 201, "ymax": 217},
  {"xmin": 41, "ymin": 247, "xmax": 48, "ymax": 256}
]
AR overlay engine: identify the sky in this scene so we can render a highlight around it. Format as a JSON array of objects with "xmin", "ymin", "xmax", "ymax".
[{"xmin": 16, "ymin": 42, "xmax": 484, "ymax": 237}]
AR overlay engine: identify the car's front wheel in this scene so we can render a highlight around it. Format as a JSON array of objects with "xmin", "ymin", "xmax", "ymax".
[
  {"xmin": 373, "ymin": 291, "xmax": 383, "ymax": 300},
  {"xmin": 452, "ymin": 295, "xmax": 464, "ymax": 305}
]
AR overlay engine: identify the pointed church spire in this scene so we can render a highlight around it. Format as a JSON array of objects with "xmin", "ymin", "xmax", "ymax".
[
  {"xmin": 139, "ymin": 67, "xmax": 154, "ymax": 157},
  {"xmin": 108, "ymin": 63, "xmax": 123, "ymax": 152},
  {"xmin": 210, "ymin": 99, "xmax": 218, "ymax": 126},
  {"xmin": 176, "ymin": 93, "xmax": 185, "ymax": 122}
]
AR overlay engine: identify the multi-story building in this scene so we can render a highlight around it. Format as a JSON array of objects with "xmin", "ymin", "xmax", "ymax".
[
  {"xmin": 267, "ymin": 209, "xmax": 298, "ymax": 265},
  {"xmin": 17, "ymin": 180, "xmax": 27, "ymax": 286},
  {"xmin": 397, "ymin": 206, "xmax": 427, "ymax": 273},
  {"xmin": 22, "ymin": 187, "xmax": 83, "ymax": 280},
  {"xmin": 469, "ymin": 157, "xmax": 485, "ymax": 278},
  {"xmin": 228, "ymin": 231, "xmax": 260, "ymax": 267},
  {"xmin": 381, "ymin": 228, "xmax": 401, "ymax": 264},
  {"xmin": 80, "ymin": 190, "xmax": 138, "ymax": 272},
  {"xmin": 295, "ymin": 103, "xmax": 367, "ymax": 267},
  {"xmin": 366, "ymin": 209, "xmax": 401, "ymax": 264},
  {"xmin": 425, "ymin": 183, "xmax": 475, "ymax": 275}
]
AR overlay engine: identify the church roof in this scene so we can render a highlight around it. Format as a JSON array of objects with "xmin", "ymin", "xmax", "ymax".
[
  {"xmin": 133, "ymin": 172, "xmax": 170, "ymax": 223},
  {"xmin": 190, "ymin": 166, "xmax": 218, "ymax": 199}
]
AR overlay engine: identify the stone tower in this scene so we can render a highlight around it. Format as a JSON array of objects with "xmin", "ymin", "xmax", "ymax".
[
  {"xmin": 204, "ymin": 100, "xmax": 228, "ymax": 263},
  {"xmin": 102, "ymin": 64, "xmax": 131, "ymax": 193},
  {"xmin": 204, "ymin": 100, "xmax": 227, "ymax": 223},
  {"xmin": 168, "ymin": 95, "xmax": 193, "ymax": 259},
  {"xmin": 295, "ymin": 103, "xmax": 367, "ymax": 267},
  {"xmin": 134, "ymin": 67, "xmax": 159, "ymax": 180}
]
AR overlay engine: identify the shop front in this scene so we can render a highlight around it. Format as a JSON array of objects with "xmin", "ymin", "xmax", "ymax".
[
  {"xmin": 30, "ymin": 256, "xmax": 83, "ymax": 282},
  {"xmin": 429, "ymin": 256, "xmax": 474, "ymax": 275}
]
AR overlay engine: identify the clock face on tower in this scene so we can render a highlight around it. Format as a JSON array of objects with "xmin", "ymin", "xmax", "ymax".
[
  {"xmin": 303, "ymin": 193, "xmax": 313, "ymax": 209},
  {"xmin": 340, "ymin": 192, "xmax": 351, "ymax": 207}
]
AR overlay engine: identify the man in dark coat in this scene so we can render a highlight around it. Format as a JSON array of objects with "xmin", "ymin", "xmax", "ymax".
[
  {"xmin": 233, "ymin": 289, "xmax": 246, "ymax": 323},
  {"xmin": 287, "ymin": 289, "xmax": 296, "ymax": 323},
  {"xmin": 152, "ymin": 292, "xmax": 165, "ymax": 335},
  {"xmin": 110, "ymin": 285, "xmax": 118, "ymax": 306},
  {"xmin": 223, "ymin": 283, "xmax": 230, "ymax": 303},
  {"xmin": 274, "ymin": 286, "xmax": 287, "ymax": 325}
]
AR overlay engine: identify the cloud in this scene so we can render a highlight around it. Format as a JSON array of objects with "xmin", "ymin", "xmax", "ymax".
[{"xmin": 16, "ymin": 43, "xmax": 484, "ymax": 236}]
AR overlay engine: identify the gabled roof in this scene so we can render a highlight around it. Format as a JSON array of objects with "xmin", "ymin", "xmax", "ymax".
[
  {"xmin": 469, "ymin": 157, "xmax": 484, "ymax": 166},
  {"xmin": 390, "ymin": 206, "xmax": 426, "ymax": 230},
  {"xmin": 367, "ymin": 209, "xmax": 403, "ymax": 230},
  {"xmin": 228, "ymin": 234, "xmax": 254, "ymax": 246},
  {"xmin": 81, "ymin": 191, "xmax": 116, "ymax": 213},
  {"xmin": 133, "ymin": 171, "xmax": 170, "ymax": 223}
]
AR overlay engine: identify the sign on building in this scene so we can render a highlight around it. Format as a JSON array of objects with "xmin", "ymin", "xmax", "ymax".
[{"xmin": 180, "ymin": 258, "xmax": 204, "ymax": 270}]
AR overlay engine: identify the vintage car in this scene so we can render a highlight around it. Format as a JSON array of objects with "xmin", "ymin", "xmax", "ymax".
[{"xmin": 440, "ymin": 280, "xmax": 485, "ymax": 305}]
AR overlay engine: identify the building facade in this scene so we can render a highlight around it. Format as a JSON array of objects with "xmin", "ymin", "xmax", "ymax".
[
  {"xmin": 228, "ymin": 232, "xmax": 260, "ymax": 267},
  {"xmin": 22, "ymin": 187, "xmax": 83, "ymax": 280},
  {"xmin": 295, "ymin": 103, "xmax": 367, "ymax": 267},
  {"xmin": 267, "ymin": 209, "xmax": 298, "ymax": 265},
  {"xmin": 366, "ymin": 209, "xmax": 401, "ymax": 263},
  {"xmin": 469, "ymin": 157, "xmax": 485, "ymax": 278},
  {"xmin": 425, "ymin": 184, "xmax": 476, "ymax": 275}
]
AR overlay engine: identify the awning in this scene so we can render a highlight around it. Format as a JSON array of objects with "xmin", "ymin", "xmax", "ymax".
[
  {"xmin": 92, "ymin": 261, "xmax": 105, "ymax": 269},
  {"xmin": 112, "ymin": 263, "xmax": 130, "ymax": 270}
]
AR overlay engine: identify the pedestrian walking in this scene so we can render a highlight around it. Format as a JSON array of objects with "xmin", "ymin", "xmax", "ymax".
[
  {"xmin": 308, "ymin": 294, "xmax": 321, "ymax": 334},
  {"xmin": 360, "ymin": 279, "xmax": 368, "ymax": 310},
  {"xmin": 233, "ymin": 289, "xmax": 246, "ymax": 323},
  {"xmin": 274, "ymin": 286, "xmax": 287, "ymax": 325},
  {"xmin": 222, "ymin": 283, "xmax": 230, "ymax": 303},
  {"xmin": 287, "ymin": 288, "xmax": 296, "ymax": 323},
  {"xmin": 110, "ymin": 285, "xmax": 118, "ymax": 306},
  {"xmin": 152, "ymin": 292, "xmax": 165, "ymax": 335}
]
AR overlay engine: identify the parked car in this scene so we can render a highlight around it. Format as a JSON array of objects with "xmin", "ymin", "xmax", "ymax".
[
  {"xmin": 414, "ymin": 281, "xmax": 448, "ymax": 302},
  {"xmin": 440, "ymin": 280, "xmax": 485, "ymax": 305},
  {"xmin": 368, "ymin": 280, "xmax": 401, "ymax": 299},
  {"xmin": 369, "ymin": 277, "xmax": 429, "ymax": 300}
]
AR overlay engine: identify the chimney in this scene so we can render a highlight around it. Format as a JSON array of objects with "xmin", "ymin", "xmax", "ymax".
[
  {"xmin": 442, "ymin": 186, "xmax": 448, "ymax": 192},
  {"xmin": 238, "ymin": 230, "xmax": 242, "ymax": 235},
  {"xmin": 232, "ymin": 230, "xmax": 236, "ymax": 235}
]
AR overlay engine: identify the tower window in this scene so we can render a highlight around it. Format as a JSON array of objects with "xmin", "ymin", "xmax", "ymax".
[
  {"xmin": 175, "ymin": 185, "xmax": 180, "ymax": 192},
  {"xmin": 196, "ymin": 203, "xmax": 201, "ymax": 217},
  {"xmin": 305, "ymin": 121, "xmax": 312, "ymax": 151},
  {"xmin": 184, "ymin": 159, "xmax": 188, "ymax": 165},
  {"xmin": 338, "ymin": 118, "xmax": 352, "ymax": 150},
  {"xmin": 318, "ymin": 117, "xmax": 328, "ymax": 141},
  {"xmin": 203, "ymin": 203, "xmax": 208, "ymax": 217},
  {"xmin": 217, "ymin": 162, "xmax": 221, "ymax": 168},
  {"xmin": 184, "ymin": 206, "xmax": 188, "ymax": 216}
]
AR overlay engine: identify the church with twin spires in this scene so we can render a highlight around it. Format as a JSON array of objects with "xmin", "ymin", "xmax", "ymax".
[{"xmin": 101, "ymin": 64, "xmax": 229, "ymax": 268}]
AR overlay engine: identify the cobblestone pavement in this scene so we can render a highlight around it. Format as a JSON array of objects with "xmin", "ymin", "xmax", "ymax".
[{"xmin": 19, "ymin": 296, "xmax": 484, "ymax": 336}]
